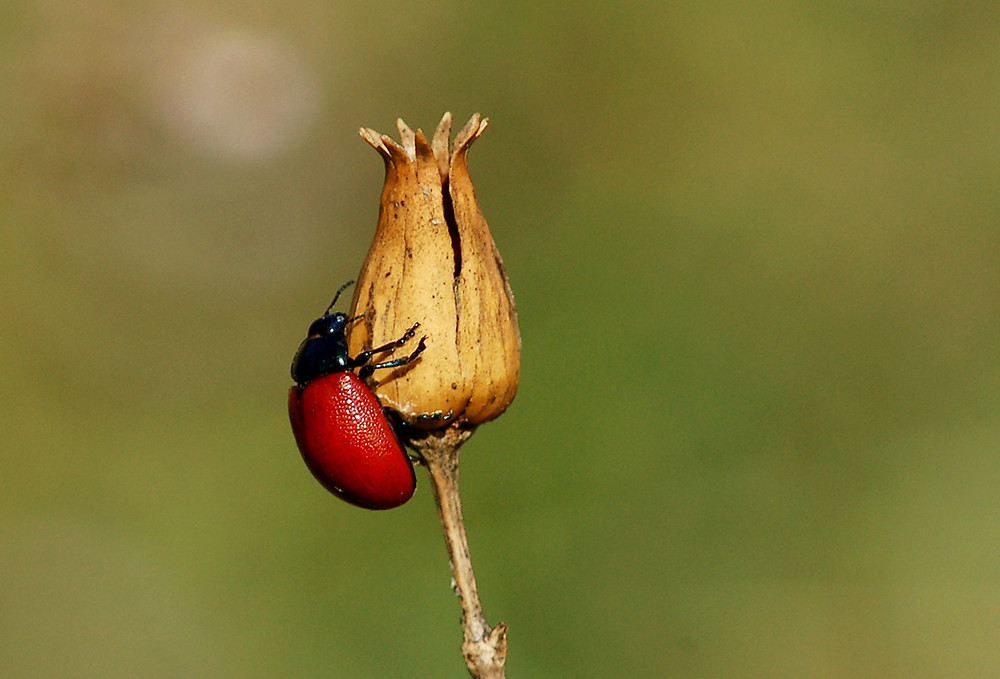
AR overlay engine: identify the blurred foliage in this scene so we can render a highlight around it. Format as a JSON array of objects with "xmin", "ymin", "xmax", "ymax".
[{"xmin": 3, "ymin": 0, "xmax": 1000, "ymax": 676}]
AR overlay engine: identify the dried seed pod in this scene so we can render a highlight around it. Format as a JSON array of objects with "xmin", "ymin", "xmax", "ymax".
[{"xmin": 351, "ymin": 112, "xmax": 520, "ymax": 430}]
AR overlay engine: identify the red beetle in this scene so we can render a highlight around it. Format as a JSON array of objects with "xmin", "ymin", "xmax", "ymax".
[{"xmin": 288, "ymin": 281, "xmax": 426, "ymax": 509}]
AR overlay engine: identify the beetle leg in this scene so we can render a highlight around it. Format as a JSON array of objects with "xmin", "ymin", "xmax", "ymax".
[
  {"xmin": 352, "ymin": 323, "xmax": 420, "ymax": 366},
  {"xmin": 358, "ymin": 336, "xmax": 427, "ymax": 379}
]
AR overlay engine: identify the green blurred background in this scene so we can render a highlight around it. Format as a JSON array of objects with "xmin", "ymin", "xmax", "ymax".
[{"xmin": 3, "ymin": 1, "xmax": 1000, "ymax": 676}]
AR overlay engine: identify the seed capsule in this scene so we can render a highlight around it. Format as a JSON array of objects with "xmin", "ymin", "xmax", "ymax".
[{"xmin": 351, "ymin": 113, "xmax": 520, "ymax": 429}]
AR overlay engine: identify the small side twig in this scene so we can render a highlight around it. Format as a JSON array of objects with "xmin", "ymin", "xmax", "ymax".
[{"xmin": 411, "ymin": 429, "xmax": 508, "ymax": 679}]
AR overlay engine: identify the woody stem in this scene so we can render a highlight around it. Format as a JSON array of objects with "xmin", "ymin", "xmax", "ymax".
[{"xmin": 413, "ymin": 428, "xmax": 507, "ymax": 679}]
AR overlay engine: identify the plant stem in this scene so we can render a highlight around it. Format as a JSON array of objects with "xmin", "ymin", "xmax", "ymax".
[{"xmin": 412, "ymin": 428, "xmax": 507, "ymax": 678}]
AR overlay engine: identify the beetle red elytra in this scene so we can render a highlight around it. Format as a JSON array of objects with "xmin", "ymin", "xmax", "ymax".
[{"xmin": 288, "ymin": 281, "xmax": 426, "ymax": 509}]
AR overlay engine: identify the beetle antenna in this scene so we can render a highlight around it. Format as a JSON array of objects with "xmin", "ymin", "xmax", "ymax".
[{"xmin": 324, "ymin": 280, "xmax": 355, "ymax": 316}]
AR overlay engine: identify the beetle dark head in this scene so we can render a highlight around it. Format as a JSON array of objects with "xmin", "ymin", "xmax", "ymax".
[
  {"xmin": 306, "ymin": 312, "xmax": 349, "ymax": 340},
  {"xmin": 291, "ymin": 281, "xmax": 356, "ymax": 387}
]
